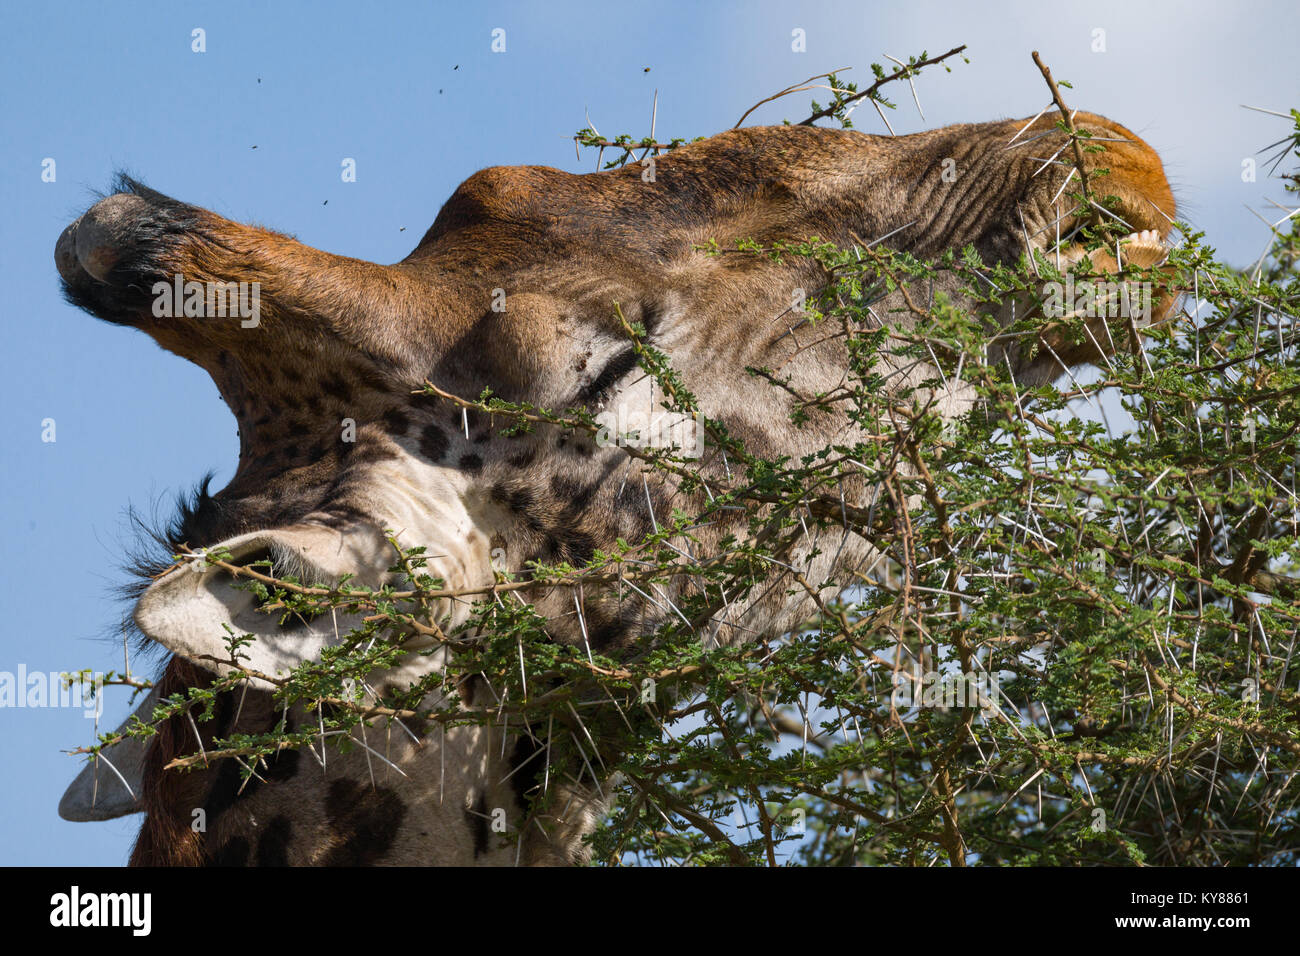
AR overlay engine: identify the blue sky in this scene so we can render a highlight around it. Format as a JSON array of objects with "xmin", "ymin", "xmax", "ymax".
[{"xmin": 1, "ymin": 0, "xmax": 1294, "ymax": 865}]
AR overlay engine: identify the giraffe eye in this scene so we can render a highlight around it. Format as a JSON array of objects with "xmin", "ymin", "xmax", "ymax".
[{"xmin": 581, "ymin": 346, "xmax": 640, "ymax": 405}]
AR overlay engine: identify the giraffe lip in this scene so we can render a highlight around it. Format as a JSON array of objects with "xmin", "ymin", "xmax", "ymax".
[
  {"xmin": 54, "ymin": 217, "xmax": 85, "ymax": 284},
  {"xmin": 56, "ymin": 188, "xmax": 197, "ymax": 329},
  {"xmin": 76, "ymin": 193, "xmax": 154, "ymax": 281},
  {"xmin": 56, "ymin": 193, "xmax": 153, "ymax": 284}
]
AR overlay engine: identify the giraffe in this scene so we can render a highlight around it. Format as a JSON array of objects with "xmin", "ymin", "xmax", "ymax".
[{"xmin": 56, "ymin": 113, "xmax": 1176, "ymax": 865}]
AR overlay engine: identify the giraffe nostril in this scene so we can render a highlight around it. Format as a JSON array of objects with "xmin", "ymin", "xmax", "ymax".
[{"xmin": 74, "ymin": 192, "xmax": 151, "ymax": 282}]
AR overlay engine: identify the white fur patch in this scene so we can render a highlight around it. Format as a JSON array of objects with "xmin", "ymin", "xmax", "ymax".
[{"xmin": 134, "ymin": 448, "xmax": 498, "ymax": 689}]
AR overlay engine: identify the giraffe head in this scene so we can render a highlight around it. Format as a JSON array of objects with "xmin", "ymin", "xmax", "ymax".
[{"xmin": 56, "ymin": 112, "xmax": 1175, "ymax": 864}]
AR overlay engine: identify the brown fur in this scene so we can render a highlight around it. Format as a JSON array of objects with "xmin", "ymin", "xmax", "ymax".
[{"xmin": 129, "ymin": 658, "xmax": 211, "ymax": 866}]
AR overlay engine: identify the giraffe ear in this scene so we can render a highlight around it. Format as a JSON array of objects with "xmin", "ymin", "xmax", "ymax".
[
  {"xmin": 134, "ymin": 523, "xmax": 394, "ymax": 689},
  {"xmin": 58, "ymin": 684, "xmax": 161, "ymax": 821}
]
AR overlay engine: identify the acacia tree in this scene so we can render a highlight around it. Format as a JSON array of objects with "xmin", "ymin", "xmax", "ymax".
[{"xmin": 73, "ymin": 52, "xmax": 1300, "ymax": 866}]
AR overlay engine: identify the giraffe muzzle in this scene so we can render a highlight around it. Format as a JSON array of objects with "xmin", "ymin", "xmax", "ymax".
[{"xmin": 56, "ymin": 192, "xmax": 154, "ymax": 284}]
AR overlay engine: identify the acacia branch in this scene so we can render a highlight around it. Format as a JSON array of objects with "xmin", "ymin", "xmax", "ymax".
[
  {"xmin": 798, "ymin": 46, "xmax": 967, "ymax": 126},
  {"xmin": 1030, "ymin": 50, "xmax": 1093, "ymax": 207}
]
